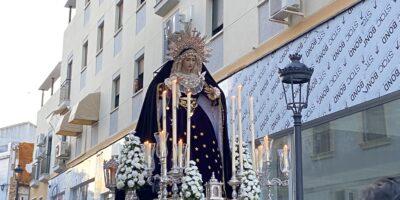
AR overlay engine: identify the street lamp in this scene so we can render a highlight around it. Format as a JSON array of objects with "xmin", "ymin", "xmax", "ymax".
[
  {"xmin": 278, "ymin": 53, "xmax": 313, "ymax": 200},
  {"xmin": 103, "ymin": 155, "xmax": 119, "ymax": 198},
  {"xmin": 14, "ymin": 164, "xmax": 23, "ymax": 200}
]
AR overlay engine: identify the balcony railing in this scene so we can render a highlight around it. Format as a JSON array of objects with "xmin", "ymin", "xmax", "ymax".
[{"xmin": 59, "ymin": 79, "xmax": 71, "ymax": 105}]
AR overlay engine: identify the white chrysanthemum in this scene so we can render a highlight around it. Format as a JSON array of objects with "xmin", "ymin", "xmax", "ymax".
[
  {"xmin": 180, "ymin": 161, "xmax": 205, "ymax": 200},
  {"xmin": 116, "ymin": 181, "xmax": 125, "ymax": 189},
  {"xmin": 127, "ymin": 180, "xmax": 135, "ymax": 187},
  {"xmin": 235, "ymin": 142, "xmax": 261, "ymax": 199},
  {"xmin": 115, "ymin": 132, "xmax": 147, "ymax": 191},
  {"xmin": 138, "ymin": 179, "xmax": 145, "ymax": 186}
]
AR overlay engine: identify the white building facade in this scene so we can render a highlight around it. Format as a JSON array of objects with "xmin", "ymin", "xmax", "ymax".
[{"xmin": 30, "ymin": 0, "xmax": 397, "ymax": 199}]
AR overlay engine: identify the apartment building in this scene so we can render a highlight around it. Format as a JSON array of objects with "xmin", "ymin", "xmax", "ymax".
[
  {"xmin": 0, "ymin": 122, "xmax": 36, "ymax": 200},
  {"xmin": 29, "ymin": 0, "xmax": 400, "ymax": 199}
]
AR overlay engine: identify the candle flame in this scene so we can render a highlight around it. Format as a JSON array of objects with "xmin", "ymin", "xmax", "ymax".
[
  {"xmin": 283, "ymin": 144, "xmax": 288, "ymax": 156},
  {"xmin": 263, "ymin": 135, "xmax": 269, "ymax": 146}
]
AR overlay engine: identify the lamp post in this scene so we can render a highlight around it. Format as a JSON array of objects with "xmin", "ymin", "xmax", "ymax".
[
  {"xmin": 14, "ymin": 164, "xmax": 23, "ymax": 200},
  {"xmin": 278, "ymin": 53, "xmax": 313, "ymax": 200},
  {"xmin": 103, "ymin": 155, "xmax": 119, "ymax": 199}
]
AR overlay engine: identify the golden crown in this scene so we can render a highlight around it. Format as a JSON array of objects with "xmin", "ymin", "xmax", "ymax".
[{"xmin": 167, "ymin": 23, "xmax": 211, "ymax": 63}]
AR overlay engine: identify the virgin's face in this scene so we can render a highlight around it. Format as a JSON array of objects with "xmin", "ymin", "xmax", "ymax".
[{"xmin": 181, "ymin": 55, "xmax": 197, "ymax": 73}]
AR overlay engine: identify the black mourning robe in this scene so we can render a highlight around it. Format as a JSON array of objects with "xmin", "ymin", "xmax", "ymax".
[{"xmin": 115, "ymin": 61, "xmax": 232, "ymax": 199}]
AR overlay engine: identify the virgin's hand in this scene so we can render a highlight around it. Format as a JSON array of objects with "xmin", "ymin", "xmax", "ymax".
[{"xmin": 204, "ymin": 86, "xmax": 220, "ymax": 100}]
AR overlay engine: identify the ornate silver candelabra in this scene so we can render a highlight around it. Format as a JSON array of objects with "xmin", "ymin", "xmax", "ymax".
[
  {"xmin": 142, "ymin": 132, "xmax": 187, "ymax": 200},
  {"xmin": 256, "ymin": 148, "xmax": 290, "ymax": 200},
  {"xmin": 228, "ymin": 173, "xmax": 240, "ymax": 200}
]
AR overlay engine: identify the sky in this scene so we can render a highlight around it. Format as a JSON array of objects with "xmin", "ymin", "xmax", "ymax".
[{"xmin": 0, "ymin": 1, "xmax": 68, "ymax": 128}]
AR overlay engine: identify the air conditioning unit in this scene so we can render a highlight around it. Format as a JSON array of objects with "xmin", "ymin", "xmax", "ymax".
[
  {"xmin": 55, "ymin": 141, "xmax": 70, "ymax": 159},
  {"xmin": 269, "ymin": 0, "xmax": 303, "ymax": 25},
  {"xmin": 36, "ymin": 134, "xmax": 46, "ymax": 147}
]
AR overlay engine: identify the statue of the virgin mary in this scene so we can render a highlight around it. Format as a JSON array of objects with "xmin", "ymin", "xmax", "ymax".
[{"xmin": 116, "ymin": 24, "xmax": 232, "ymax": 199}]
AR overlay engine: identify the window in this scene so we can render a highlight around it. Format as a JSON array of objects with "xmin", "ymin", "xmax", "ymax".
[
  {"xmin": 211, "ymin": 0, "xmax": 223, "ymax": 35},
  {"xmin": 163, "ymin": 21, "xmax": 171, "ymax": 61},
  {"xmin": 96, "ymin": 21, "xmax": 104, "ymax": 73},
  {"xmin": 312, "ymin": 123, "xmax": 333, "ymax": 158},
  {"xmin": 114, "ymin": 1, "xmax": 123, "ymax": 56},
  {"xmin": 112, "ymin": 76, "xmax": 120, "ymax": 109},
  {"xmin": 71, "ymin": 181, "xmax": 94, "ymax": 200},
  {"xmin": 138, "ymin": 0, "xmax": 145, "ymax": 6},
  {"xmin": 134, "ymin": 56, "xmax": 144, "ymax": 93},
  {"xmin": 60, "ymin": 59, "xmax": 72, "ymax": 101},
  {"xmin": 85, "ymin": 0, "xmax": 91, "ymax": 7},
  {"xmin": 362, "ymin": 105, "xmax": 387, "ymax": 143},
  {"xmin": 84, "ymin": 0, "xmax": 91, "ymax": 25},
  {"xmin": 115, "ymin": 0, "xmax": 124, "ymax": 31},
  {"xmin": 82, "ymin": 41, "xmax": 88, "ymax": 69},
  {"xmin": 67, "ymin": 60, "xmax": 72, "ymax": 79},
  {"xmin": 136, "ymin": 0, "xmax": 146, "ymax": 34},
  {"xmin": 162, "ymin": 13, "xmax": 179, "ymax": 61},
  {"xmin": 75, "ymin": 134, "xmax": 82, "ymax": 157},
  {"xmin": 97, "ymin": 22, "xmax": 104, "ymax": 52},
  {"xmin": 46, "ymin": 134, "xmax": 52, "ymax": 172}
]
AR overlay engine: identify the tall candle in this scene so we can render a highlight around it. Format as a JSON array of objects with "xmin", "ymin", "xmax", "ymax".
[
  {"xmin": 162, "ymin": 90, "xmax": 169, "ymax": 166},
  {"xmin": 172, "ymin": 79, "xmax": 177, "ymax": 168},
  {"xmin": 237, "ymin": 85, "xmax": 244, "ymax": 172},
  {"xmin": 283, "ymin": 144, "xmax": 288, "ymax": 170},
  {"xmin": 254, "ymin": 148, "xmax": 259, "ymax": 173},
  {"xmin": 162, "ymin": 90, "xmax": 167, "ymax": 132},
  {"xmin": 249, "ymin": 96, "xmax": 256, "ymax": 172},
  {"xmin": 186, "ymin": 91, "xmax": 192, "ymax": 168},
  {"xmin": 160, "ymin": 131, "xmax": 166, "ymax": 157},
  {"xmin": 178, "ymin": 139, "xmax": 183, "ymax": 168},
  {"xmin": 144, "ymin": 141, "xmax": 150, "ymax": 168},
  {"xmin": 231, "ymin": 96, "xmax": 236, "ymax": 175},
  {"xmin": 263, "ymin": 135, "xmax": 270, "ymax": 161},
  {"xmin": 160, "ymin": 130, "xmax": 167, "ymax": 177},
  {"xmin": 257, "ymin": 145, "xmax": 264, "ymax": 172}
]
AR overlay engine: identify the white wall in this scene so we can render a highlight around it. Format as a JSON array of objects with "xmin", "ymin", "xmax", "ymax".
[
  {"xmin": 0, "ymin": 123, "xmax": 36, "ymax": 146},
  {"xmin": 0, "ymin": 153, "xmax": 10, "ymax": 200}
]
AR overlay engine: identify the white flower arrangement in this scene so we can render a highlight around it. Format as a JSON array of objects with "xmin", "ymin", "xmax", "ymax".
[
  {"xmin": 116, "ymin": 132, "xmax": 147, "ymax": 191},
  {"xmin": 235, "ymin": 143, "xmax": 261, "ymax": 200},
  {"xmin": 181, "ymin": 161, "xmax": 205, "ymax": 200}
]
